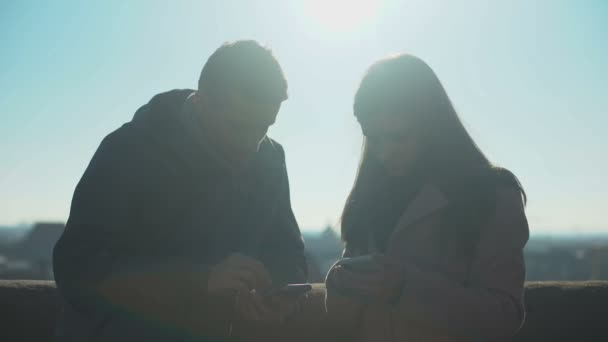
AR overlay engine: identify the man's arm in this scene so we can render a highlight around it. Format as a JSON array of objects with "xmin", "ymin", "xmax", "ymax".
[
  {"xmin": 53, "ymin": 129, "xmax": 233, "ymax": 337},
  {"xmin": 258, "ymin": 145, "xmax": 307, "ymax": 286}
]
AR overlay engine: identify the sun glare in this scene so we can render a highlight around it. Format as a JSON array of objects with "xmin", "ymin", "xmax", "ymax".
[{"xmin": 305, "ymin": 0, "xmax": 383, "ymax": 33}]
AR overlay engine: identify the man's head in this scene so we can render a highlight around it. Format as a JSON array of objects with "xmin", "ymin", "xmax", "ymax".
[{"xmin": 192, "ymin": 40, "xmax": 288, "ymax": 166}]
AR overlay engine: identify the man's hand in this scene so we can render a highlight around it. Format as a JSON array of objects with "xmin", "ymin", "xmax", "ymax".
[
  {"xmin": 266, "ymin": 291, "xmax": 306, "ymax": 321},
  {"xmin": 234, "ymin": 289, "xmax": 280, "ymax": 323},
  {"xmin": 235, "ymin": 288, "xmax": 306, "ymax": 324},
  {"xmin": 208, "ymin": 253, "xmax": 272, "ymax": 295}
]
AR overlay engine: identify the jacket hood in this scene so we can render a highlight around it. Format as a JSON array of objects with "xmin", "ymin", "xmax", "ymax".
[
  {"xmin": 131, "ymin": 88, "xmax": 195, "ymax": 137},
  {"xmin": 128, "ymin": 88, "xmax": 283, "ymax": 176}
]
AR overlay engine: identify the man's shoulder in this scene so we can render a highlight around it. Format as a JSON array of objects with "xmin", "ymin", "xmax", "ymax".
[
  {"xmin": 258, "ymin": 136, "xmax": 286, "ymax": 164},
  {"xmin": 86, "ymin": 122, "xmax": 168, "ymax": 183},
  {"xmin": 95, "ymin": 123, "xmax": 141, "ymax": 160}
]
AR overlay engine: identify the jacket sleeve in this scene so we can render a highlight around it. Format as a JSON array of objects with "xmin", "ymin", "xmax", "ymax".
[
  {"xmin": 258, "ymin": 145, "xmax": 307, "ymax": 285},
  {"xmin": 52, "ymin": 129, "xmax": 234, "ymax": 338},
  {"xmin": 324, "ymin": 247, "xmax": 367, "ymax": 339},
  {"xmin": 364, "ymin": 187, "xmax": 529, "ymax": 340}
]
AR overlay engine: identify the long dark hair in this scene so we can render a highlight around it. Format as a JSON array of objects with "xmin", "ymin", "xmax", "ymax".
[{"xmin": 342, "ymin": 54, "xmax": 525, "ymax": 256}]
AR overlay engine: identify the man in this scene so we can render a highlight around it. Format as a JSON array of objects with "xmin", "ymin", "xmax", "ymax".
[{"xmin": 53, "ymin": 40, "xmax": 307, "ymax": 341}]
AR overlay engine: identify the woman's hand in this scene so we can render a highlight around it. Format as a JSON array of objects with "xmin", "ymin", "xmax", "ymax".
[
  {"xmin": 332, "ymin": 254, "xmax": 406, "ymax": 304},
  {"xmin": 325, "ymin": 265, "xmax": 365, "ymax": 335}
]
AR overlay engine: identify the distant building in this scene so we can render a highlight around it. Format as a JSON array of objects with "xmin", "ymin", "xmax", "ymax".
[
  {"xmin": 524, "ymin": 239, "xmax": 608, "ymax": 281},
  {"xmin": 3, "ymin": 221, "xmax": 608, "ymax": 283},
  {"xmin": 1, "ymin": 222, "xmax": 64, "ymax": 280},
  {"xmin": 302, "ymin": 226, "xmax": 343, "ymax": 282}
]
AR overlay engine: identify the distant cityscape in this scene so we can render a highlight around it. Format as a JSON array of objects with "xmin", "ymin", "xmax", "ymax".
[{"xmin": 2, "ymin": 223, "xmax": 608, "ymax": 283}]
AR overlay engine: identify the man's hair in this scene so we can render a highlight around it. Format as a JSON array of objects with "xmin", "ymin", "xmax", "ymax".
[{"xmin": 198, "ymin": 40, "xmax": 288, "ymax": 102}]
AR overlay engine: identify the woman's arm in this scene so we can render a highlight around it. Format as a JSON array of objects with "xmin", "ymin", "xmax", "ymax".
[
  {"xmin": 379, "ymin": 187, "xmax": 529, "ymax": 340},
  {"xmin": 324, "ymin": 247, "xmax": 367, "ymax": 339}
]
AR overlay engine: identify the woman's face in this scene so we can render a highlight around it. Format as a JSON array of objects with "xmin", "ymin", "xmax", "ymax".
[{"xmin": 360, "ymin": 113, "xmax": 419, "ymax": 178}]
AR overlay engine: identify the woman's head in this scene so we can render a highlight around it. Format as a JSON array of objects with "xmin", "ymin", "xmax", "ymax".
[
  {"xmin": 353, "ymin": 54, "xmax": 489, "ymax": 178},
  {"xmin": 343, "ymin": 54, "xmax": 525, "ymax": 247}
]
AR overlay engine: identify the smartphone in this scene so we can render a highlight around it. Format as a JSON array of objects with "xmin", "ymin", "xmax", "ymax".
[{"xmin": 263, "ymin": 283, "xmax": 312, "ymax": 298}]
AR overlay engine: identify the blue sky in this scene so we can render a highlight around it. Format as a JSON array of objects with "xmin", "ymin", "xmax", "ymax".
[{"xmin": 1, "ymin": 0, "xmax": 606, "ymax": 234}]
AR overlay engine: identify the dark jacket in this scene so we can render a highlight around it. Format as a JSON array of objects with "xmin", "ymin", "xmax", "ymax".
[{"xmin": 53, "ymin": 89, "xmax": 307, "ymax": 341}]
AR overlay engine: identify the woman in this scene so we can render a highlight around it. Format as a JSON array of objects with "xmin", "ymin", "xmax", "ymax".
[{"xmin": 325, "ymin": 54, "xmax": 529, "ymax": 341}]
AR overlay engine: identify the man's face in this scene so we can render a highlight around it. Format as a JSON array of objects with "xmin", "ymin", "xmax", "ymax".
[{"xmin": 195, "ymin": 91, "xmax": 283, "ymax": 166}]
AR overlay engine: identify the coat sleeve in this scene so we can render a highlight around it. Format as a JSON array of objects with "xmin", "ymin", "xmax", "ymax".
[
  {"xmin": 324, "ymin": 247, "xmax": 368, "ymax": 340},
  {"xmin": 258, "ymin": 144, "xmax": 308, "ymax": 285},
  {"xmin": 52, "ymin": 128, "xmax": 234, "ymax": 338},
  {"xmin": 363, "ymin": 187, "xmax": 529, "ymax": 340}
]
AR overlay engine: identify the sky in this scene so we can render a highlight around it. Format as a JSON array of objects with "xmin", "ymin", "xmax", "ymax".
[{"xmin": 1, "ymin": 0, "xmax": 607, "ymax": 234}]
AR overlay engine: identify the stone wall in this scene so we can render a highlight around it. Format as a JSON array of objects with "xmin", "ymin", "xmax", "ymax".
[{"xmin": 1, "ymin": 280, "xmax": 607, "ymax": 341}]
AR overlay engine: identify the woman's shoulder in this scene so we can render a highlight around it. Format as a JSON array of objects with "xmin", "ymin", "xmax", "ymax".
[
  {"xmin": 464, "ymin": 166, "xmax": 528, "ymax": 243},
  {"xmin": 458, "ymin": 166, "xmax": 525, "ymax": 201},
  {"xmin": 493, "ymin": 186, "xmax": 526, "ymax": 221},
  {"xmin": 434, "ymin": 165, "xmax": 527, "ymax": 215},
  {"xmin": 491, "ymin": 166, "xmax": 523, "ymax": 186},
  {"xmin": 482, "ymin": 171, "xmax": 529, "ymax": 247},
  {"xmin": 488, "ymin": 166, "xmax": 526, "ymax": 205}
]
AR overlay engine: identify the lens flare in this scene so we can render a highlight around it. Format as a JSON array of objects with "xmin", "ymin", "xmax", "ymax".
[{"xmin": 305, "ymin": 0, "xmax": 383, "ymax": 33}]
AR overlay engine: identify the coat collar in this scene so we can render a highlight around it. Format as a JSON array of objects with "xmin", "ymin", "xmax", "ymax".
[{"xmin": 392, "ymin": 183, "xmax": 449, "ymax": 235}]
